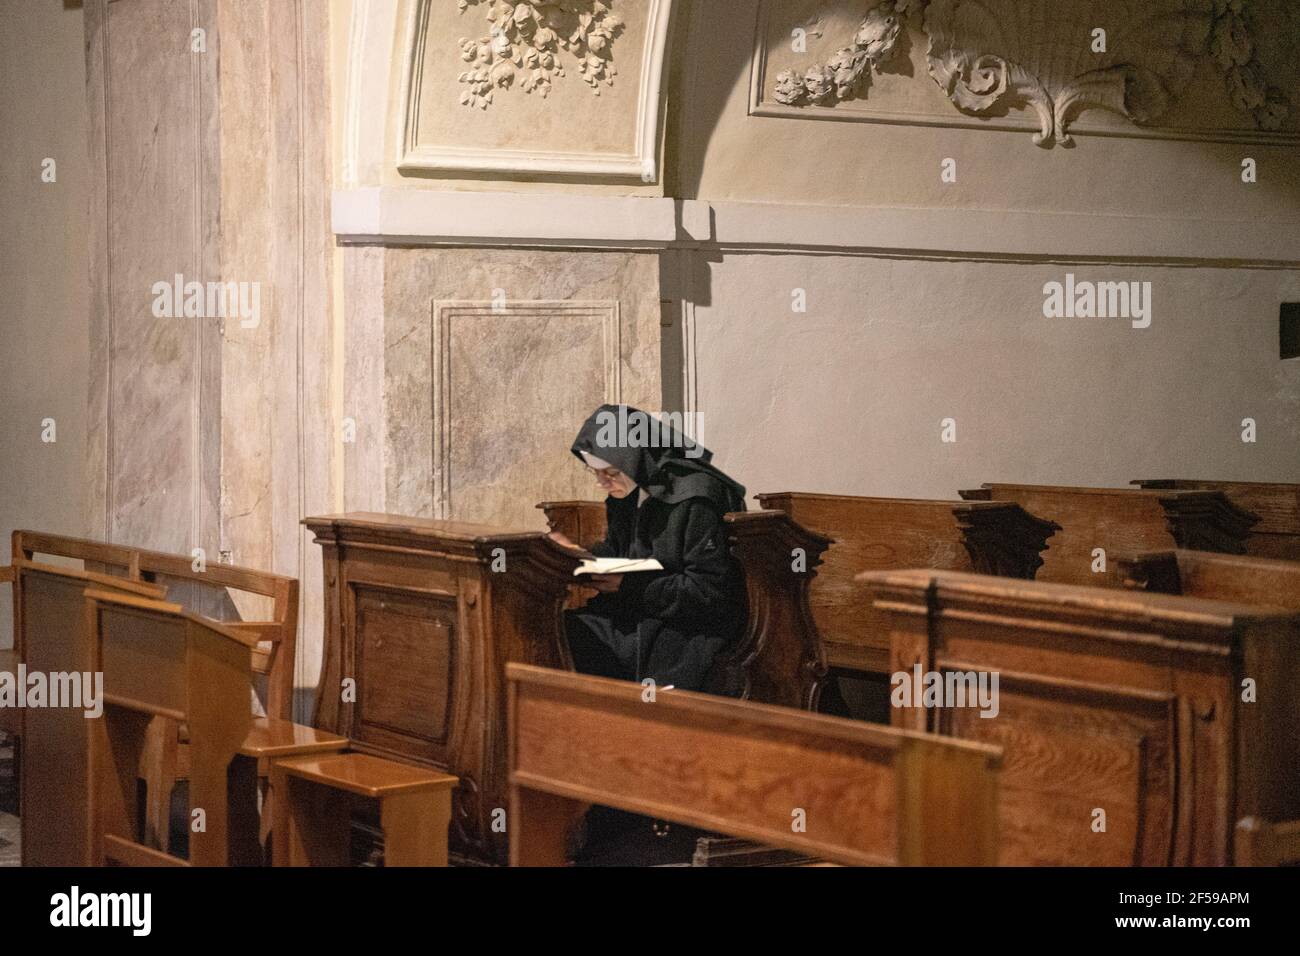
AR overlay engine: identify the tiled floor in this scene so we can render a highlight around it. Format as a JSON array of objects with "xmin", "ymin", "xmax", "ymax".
[{"xmin": 0, "ymin": 736, "xmax": 17, "ymax": 866}]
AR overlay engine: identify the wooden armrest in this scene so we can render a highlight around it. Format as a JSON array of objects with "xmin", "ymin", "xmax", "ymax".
[
  {"xmin": 0, "ymin": 565, "xmax": 14, "ymax": 585},
  {"xmin": 273, "ymin": 753, "xmax": 457, "ymax": 799}
]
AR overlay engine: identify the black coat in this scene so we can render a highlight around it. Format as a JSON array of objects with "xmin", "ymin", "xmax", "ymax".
[{"xmin": 565, "ymin": 492, "xmax": 744, "ymax": 691}]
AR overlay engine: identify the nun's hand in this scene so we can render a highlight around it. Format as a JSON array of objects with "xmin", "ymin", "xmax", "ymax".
[{"xmin": 586, "ymin": 573, "xmax": 624, "ymax": 593}]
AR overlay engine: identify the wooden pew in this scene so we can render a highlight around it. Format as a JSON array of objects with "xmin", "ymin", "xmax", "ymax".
[
  {"xmin": 1118, "ymin": 549, "xmax": 1300, "ymax": 611},
  {"xmin": 7, "ymin": 560, "xmax": 165, "ymax": 865},
  {"xmin": 13, "ymin": 530, "xmax": 299, "ymax": 720},
  {"xmin": 1132, "ymin": 479, "xmax": 1300, "ymax": 560},
  {"xmin": 859, "ymin": 568, "xmax": 1300, "ymax": 866},
  {"xmin": 309, "ymin": 510, "xmax": 830, "ymax": 865},
  {"xmin": 537, "ymin": 501, "xmax": 834, "ymax": 709},
  {"xmin": 755, "ymin": 492, "xmax": 1057, "ymax": 676},
  {"xmin": 507, "ymin": 663, "xmax": 1002, "ymax": 866},
  {"xmin": 959, "ymin": 484, "xmax": 1257, "ymax": 586},
  {"xmin": 85, "ymin": 589, "xmax": 257, "ymax": 866}
]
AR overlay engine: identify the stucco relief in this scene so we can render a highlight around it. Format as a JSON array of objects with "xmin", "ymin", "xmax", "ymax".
[
  {"xmin": 757, "ymin": 0, "xmax": 1297, "ymax": 146},
  {"xmin": 455, "ymin": 0, "xmax": 626, "ymax": 109}
]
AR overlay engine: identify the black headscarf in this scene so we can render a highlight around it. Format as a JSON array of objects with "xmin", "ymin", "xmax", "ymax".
[{"xmin": 571, "ymin": 404, "xmax": 747, "ymax": 513}]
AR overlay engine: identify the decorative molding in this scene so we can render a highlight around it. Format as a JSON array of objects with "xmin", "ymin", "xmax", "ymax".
[
  {"xmin": 332, "ymin": 188, "xmax": 1300, "ymax": 267},
  {"xmin": 430, "ymin": 300, "xmax": 622, "ymax": 518},
  {"xmin": 453, "ymin": 0, "xmax": 627, "ymax": 109},
  {"xmin": 397, "ymin": 0, "xmax": 674, "ymax": 179},
  {"xmin": 772, "ymin": 0, "xmax": 908, "ymax": 107},
  {"xmin": 750, "ymin": 0, "xmax": 1300, "ymax": 147}
]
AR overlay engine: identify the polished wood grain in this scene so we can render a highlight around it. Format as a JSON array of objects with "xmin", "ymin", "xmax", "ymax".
[
  {"xmin": 1119, "ymin": 549, "xmax": 1300, "ymax": 610},
  {"xmin": 271, "ymin": 753, "xmax": 457, "ymax": 867},
  {"xmin": 1133, "ymin": 479, "xmax": 1300, "ymax": 560},
  {"xmin": 306, "ymin": 512, "xmax": 583, "ymax": 866},
  {"xmin": 960, "ymin": 484, "xmax": 1257, "ymax": 586},
  {"xmin": 85, "ymin": 589, "xmax": 256, "ymax": 867},
  {"xmin": 860, "ymin": 568, "xmax": 1300, "ymax": 866},
  {"xmin": 757, "ymin": 492, "xmax": 1057, "ymax": 674},
  {"xmin": 507, "ymin": 663, "xmax": 1001, "ymax": 866},
  {"xmin": 7, "ymin": 560, "xmax": 164, "ymax": 866}
]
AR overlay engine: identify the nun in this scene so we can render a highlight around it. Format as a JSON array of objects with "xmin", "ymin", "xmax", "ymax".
[{"xmin": 554, "ymin": 404, "xmax": 747, "ymax": 695}]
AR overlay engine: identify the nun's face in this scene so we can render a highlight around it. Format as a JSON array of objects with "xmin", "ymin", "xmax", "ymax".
[{"xmin": 591, "ymin": 466, "xmax": 637, "ymax": 499}]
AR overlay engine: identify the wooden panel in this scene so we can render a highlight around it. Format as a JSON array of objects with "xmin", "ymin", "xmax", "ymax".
[
  {"xmin": 354, "ymin": 586, "xmax": 457, "ymax": 755},
  {"xmin": 862, "ymin": 568, "xmax": 1300, "ymax": 866},
  {"xmin": 961, "ymin": 484, "xmax": 1256, "ymax": 586},
  {"xmin": 1133, "ymin": 480, "xmax": 1300, "ymax": 560},
  {"xmin": 98, "ymin": 607, "xmax": 188, "ymax": 719},
  {"xmin": 508, "ymin": 664, "xmax": 1001, "ymax": 866}
]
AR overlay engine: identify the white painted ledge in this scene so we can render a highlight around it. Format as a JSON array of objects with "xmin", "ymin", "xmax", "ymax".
[{"xmin": 332, "ymin": 188, "xmax": 1300, "ymax": 265}]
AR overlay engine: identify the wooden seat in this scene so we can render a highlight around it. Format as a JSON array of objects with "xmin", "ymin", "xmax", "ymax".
[
  {"xmin": 1235, "ymin": 817, "xmax": 1300, "ymax": 866},
  {"xmin": 1133, "ymin": 479, "xmax": 1300, "ymax": 560},
  {"xmin": 271, "ymin": 752, "xmax": 457, "ymax": 867},
  {"xmin": 86, "ymin": 589, "xmax": 257, "ymax": 867},
  {"xmin": 227, "ymin": 718, "xmax": 349, "ymax": 866},
  {"xmin": 507, "ymin": 663, "xmax": 1001, "ymax": 866}
]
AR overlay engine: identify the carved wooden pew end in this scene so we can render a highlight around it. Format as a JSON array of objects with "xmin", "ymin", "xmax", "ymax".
[{"xmin": 271, "ymin": 752, "xmax": 457, "ymax": 867}]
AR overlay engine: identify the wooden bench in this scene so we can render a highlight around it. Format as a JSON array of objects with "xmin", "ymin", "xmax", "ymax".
[
  {"xmin": 228, "ymin": 718, "xmax": 350, "ymax": 866},
  {"xmin": 1118, "ymin": 548, "xmax": 1300, "ymax": 611},
  {"xmin": 507, "ymin": 663, "xmax": 1001, "ymax": 866},
  {"xmin": 1132, "ymin": 479, "xmax": 1300, "ymax": 560},
  {"xmin": 860, "ymin": 568, "xmax": 1300, "ymax": 866},
  {"xmin": 13, "ymin": 530, "xmax": 299, "ymax": 720},
  {"xmin": 959, "ymin": 484, "xmax": 1257, "ymax": 586},
  {"xmin": 6, "ymin": 560, "xmax": 165, "ymax": 865},
  {"xmin": 271, "ymin": 752, "xmax": 457, "ymax": 867},
  {"xmin": 86, "ymin": 589, "xmax": 257, "ymax": 867},
  {"xmin": 755, "ymin": 492, "xmax": 1057, "ymax": 676},
  {"xmin": 537, "ymin": 501, "xmax": 834, "ymax": 710}
]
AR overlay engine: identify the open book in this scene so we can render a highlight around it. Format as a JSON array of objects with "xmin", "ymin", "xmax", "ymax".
[{"xmin": 574, "ymin": 557, "xmax": 664, "ymax": 577}]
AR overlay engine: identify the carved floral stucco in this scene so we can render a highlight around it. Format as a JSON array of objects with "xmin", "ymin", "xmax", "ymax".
[
  {"xmin": 768, "ymin": 0, "xmax": 1294, "ymax": 147},
  {"xmin": 456, "ymin": 0, "xmax": 626, "ymax": 109}
]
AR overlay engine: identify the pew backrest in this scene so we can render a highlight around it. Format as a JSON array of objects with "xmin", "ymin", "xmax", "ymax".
[
  {"xmin": 507, "ymin": 663, "xmax": 1001, "ymax": 866},
  {"xmin": 1133, "ymin": 479, "xmax": 1300, "ymax": 560},
  {"xmin": 756, "ymin": 492, "xmax": 1057, "ymax": 673},
  {"xmin": 959, "ymin": 484, "xmax": 1258, "ymax": 587}
]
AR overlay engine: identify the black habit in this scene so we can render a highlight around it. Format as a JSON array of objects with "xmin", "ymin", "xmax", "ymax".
[{"xmin": 564, "ymin": 405, "xmax": 747, "ymax": 692}]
